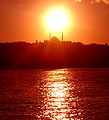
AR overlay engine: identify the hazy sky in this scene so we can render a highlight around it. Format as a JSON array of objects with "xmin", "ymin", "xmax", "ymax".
[{"xmin": 0, "ymin": 0, "xmax": 109, "ymax": 43}]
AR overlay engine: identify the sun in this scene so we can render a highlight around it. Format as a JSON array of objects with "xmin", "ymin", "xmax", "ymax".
[{"xmin": 46, "ymin": 8, "xmax": 68, "ymax": 32}]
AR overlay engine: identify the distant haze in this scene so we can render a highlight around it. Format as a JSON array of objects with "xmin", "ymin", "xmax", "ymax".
[{"xmin": 0, "ymin": 0, "xmax": 109, "ymax": 44}]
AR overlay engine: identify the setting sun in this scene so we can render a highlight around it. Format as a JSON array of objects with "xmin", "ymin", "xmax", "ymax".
[{"xmin": 46, "ymin": 8, "xmax": 68, "ymax": 32}]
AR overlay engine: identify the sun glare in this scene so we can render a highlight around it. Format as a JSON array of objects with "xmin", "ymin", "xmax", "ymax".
[{"xmin": 46, "ymin": 8, "xmax": 68, "ymax": 32}]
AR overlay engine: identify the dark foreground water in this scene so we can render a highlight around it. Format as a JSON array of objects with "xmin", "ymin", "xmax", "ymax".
[{"xmin": 0, "ymin": 68, "xmax": 109, "ymax": 120}]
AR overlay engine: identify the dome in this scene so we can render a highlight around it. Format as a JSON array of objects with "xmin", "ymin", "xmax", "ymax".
[{"xmin": 49, "ymin": 36, "xmax": 61, "ymax": 44}]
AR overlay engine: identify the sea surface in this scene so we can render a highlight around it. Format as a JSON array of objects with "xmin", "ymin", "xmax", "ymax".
[{"xmin": 0, "ymin": 68, "xmax": 109, "ymax": 120}]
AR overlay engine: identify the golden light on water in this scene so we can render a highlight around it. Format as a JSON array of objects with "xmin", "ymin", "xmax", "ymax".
[
  {"xmin": 43, "ymin": 69, "xmax": 83, "ymax": 120},
  {"xmin": 44, "ymin": 70, "xmax": 70, "ymax": 119}
]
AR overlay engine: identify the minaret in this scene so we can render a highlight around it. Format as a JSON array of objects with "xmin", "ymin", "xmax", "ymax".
[
  {"xmin": 49, "ymin": 32, "xmax": 51, "ymax": 40},
  {"xmin": 62, "ymin": 32, "xmax": 63, "ymax": 42}
]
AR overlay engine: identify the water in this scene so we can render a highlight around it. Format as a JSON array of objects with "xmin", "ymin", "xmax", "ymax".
[{"xmin": 0, "ymin": 68, "xmax": 109, "ymax": 120}]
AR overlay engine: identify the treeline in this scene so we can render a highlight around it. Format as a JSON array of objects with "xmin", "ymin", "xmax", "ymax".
[{"xmin": 0, "ymin": 37, "xmax": 109, "ymax": 69}]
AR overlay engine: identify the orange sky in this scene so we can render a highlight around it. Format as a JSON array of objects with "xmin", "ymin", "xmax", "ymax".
[{"xmin": 0, "ymin": 0, "xmax": 109, "ymax": 44}]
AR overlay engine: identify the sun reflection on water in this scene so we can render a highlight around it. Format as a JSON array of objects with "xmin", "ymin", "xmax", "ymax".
[{"xmin": 43, "ymin": 69, "xmax": 83, "ymax": 120}]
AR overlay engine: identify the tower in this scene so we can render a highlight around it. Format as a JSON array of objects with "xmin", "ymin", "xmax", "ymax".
[
  {"xmin": 62, "ymin": 32, "xmax": 63, "ymax": 42},
  {"xmin": 49, "ymin": 32, "xmax": 51, "ymax": 40}
]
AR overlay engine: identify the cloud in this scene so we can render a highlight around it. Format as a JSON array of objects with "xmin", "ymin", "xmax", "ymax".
[
  {"xmin": 74, "ymin": 0, "xmax": 82, "ymax": 2},
  {"xmin": 95, "ymin": 0, "xmax": 109, "ymax": 3},
  {"xmin": 74, "ymin": 0, "xmax": 109, "ymax": 4},
  {"xmin": 101, "ymin": 0, "xmax": 109, "ymax": 4}
]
